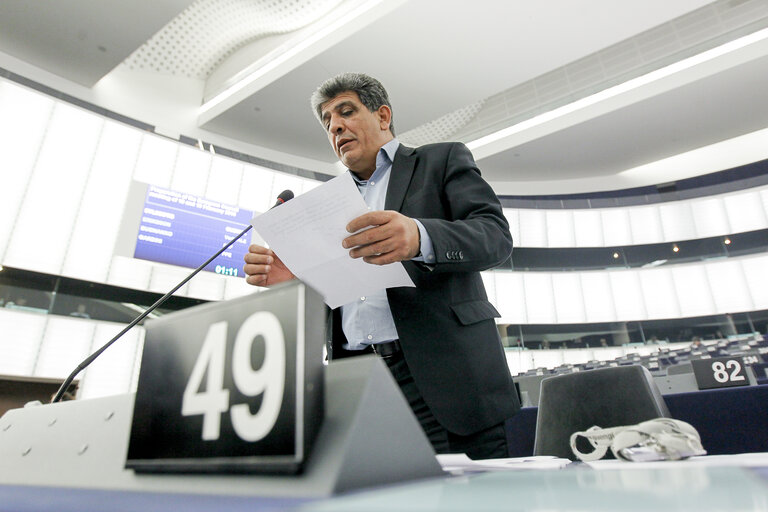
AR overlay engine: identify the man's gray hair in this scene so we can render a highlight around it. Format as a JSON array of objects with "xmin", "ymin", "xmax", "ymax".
[{"xmin": 310, "ymin": 72, "xmax": 395, "ymax": 135}]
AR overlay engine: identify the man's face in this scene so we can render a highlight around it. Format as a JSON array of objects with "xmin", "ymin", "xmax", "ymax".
[{"xmin": 320, "ymin": 91, "xmax": 392, "ymax": 176}]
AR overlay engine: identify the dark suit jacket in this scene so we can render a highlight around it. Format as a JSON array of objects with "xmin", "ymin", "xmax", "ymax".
[{"xmin": 328, "ymin": 141, "xmax": 520, "ymax": 436}]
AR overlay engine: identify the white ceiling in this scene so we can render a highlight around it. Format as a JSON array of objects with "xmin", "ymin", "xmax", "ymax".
[
  {"xmin": 0, "ymin": 0, "xmax": 195, "ymax": 86},
  {"xmin": 1, "ymin": 0, "xmax": 767, "ymax": 195}
]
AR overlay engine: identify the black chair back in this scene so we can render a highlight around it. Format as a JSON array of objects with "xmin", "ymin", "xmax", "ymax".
[{"xmin": 533, "ymin": 365, "xmax": 670, "ymax": 459}]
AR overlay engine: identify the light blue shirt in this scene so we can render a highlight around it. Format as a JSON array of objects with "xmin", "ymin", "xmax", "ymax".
[{"xmin": 341, "ymin": 138, "xmax": 435, "ymax": 350}]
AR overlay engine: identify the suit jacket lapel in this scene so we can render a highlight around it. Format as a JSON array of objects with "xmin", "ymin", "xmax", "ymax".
[{"xmin": 385, "ymin": 144, "xmax": 416, "ymax": 212}]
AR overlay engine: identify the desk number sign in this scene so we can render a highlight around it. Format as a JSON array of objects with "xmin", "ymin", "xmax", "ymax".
[
  {"xmin": 126, "ymin": 281, "xmax": 325, "ymax": 474},
  {"xmin": 691, "ymin": 355, "xmax": 752, "ymax": 390}
]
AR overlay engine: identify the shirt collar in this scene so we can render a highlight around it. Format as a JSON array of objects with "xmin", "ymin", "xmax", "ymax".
[
  {"xmin": 379, "ymin": 138, "xmax": 400, "ymax": 164},
  {"xmin": 350, "ymin": 138, "xmax": 399, "ymax": 184}
]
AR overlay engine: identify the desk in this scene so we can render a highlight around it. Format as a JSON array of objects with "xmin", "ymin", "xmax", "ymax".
[
  {"xmin": 2, "ymin": 461, "xmax": 767, "ymax": 512},
  {"xmin": 3, "ymin": 382, "xmax": 766, "ymax": 511},
  {"xmin": 300, "ymin": 464, "xmax": 768, "ymax": 512}
]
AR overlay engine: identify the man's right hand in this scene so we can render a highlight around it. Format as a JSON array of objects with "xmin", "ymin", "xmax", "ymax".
[{"xmin": 243, "ymin": 244, "xmax": 295, "ymax": 287}]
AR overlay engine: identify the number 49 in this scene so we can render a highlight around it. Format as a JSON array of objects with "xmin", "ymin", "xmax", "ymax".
[{"xmin": 181, "ymin": 312, "xmax": 285, "ymax": 442}]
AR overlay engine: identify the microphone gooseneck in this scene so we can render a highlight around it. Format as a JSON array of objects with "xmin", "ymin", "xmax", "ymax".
[{"xmin": 51, "ymin": 190, "xmax": 294, "ymax": 403}]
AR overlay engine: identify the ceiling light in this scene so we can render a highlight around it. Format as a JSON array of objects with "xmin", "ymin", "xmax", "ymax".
[
  {"xmin": 672, "ymin": 244, "xmax": 680, "ymax": 253},
  {"xmin": 467, "ymin": 26, "xmax": 768, "ymax": 154},
  {"xmin": 612, "ymin": 252, "xmax": 620, "ymax": 259},
  {"xmin": 724, "ymin": 237, "xmax": 731, "ymax": 245}
]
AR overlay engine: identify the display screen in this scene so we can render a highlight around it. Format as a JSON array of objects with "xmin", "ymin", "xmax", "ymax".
[{"xmin": 133, "ymin": 185, "xmax": 253, "ymax": 277}]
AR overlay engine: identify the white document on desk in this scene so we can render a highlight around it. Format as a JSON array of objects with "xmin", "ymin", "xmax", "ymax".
[
  {"xmin": 251, "ymin": 172, "xmax": 415, "ymax": 308},
  {"xmin": 437, "ymin": 454, "xmax": 571, "ymax": 474}
]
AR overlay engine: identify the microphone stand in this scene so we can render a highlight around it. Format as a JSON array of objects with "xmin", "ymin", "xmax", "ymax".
[{"xmin": 51, "ymin": 225, "xmax": 253, "ymax": 403}]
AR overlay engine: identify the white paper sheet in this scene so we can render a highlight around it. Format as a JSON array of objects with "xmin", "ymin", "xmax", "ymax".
[
  {"xmin": 436, "ymin": 453, "xmax": 571, "ymax": 474},
  {"xmin": 251, "ymin": 173, "xmax": 415, "ymax": 308}
]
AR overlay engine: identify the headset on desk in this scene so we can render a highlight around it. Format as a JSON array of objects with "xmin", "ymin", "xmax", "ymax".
[{"xmin": 570, "ymin": 418, "xmax": 707, "ymax": 462}]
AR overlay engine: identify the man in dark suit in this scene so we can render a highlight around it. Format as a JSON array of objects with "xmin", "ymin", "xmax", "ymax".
[{"xmin": 244, "ymin": 73, "xmax": 519, "ymax": 459}]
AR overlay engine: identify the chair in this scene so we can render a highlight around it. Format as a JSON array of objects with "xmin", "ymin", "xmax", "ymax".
[
  {"xmin": 533, "ymin": 365, "xmax": 670, "ymax": 459},
  {"xmin": 666, "ymin": 362, "xmax": 693, "ymax": 375}
]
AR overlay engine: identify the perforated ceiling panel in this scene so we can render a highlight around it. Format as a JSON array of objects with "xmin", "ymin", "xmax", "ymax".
[
  {"xmin": 124, "ymin": 0, "xmax": 342, "ymax": 79},
  {"xmin": 450, "ymin": 0, "xmax": 768, "ymax": 145},
  {"xmin": 399, "ymin": 101, "xmax": 485, "ymax": 148}
]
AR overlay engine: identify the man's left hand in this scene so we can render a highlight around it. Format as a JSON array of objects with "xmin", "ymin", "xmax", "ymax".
[{"xmin": 343, "ymin": 210, "xmax": 420, "ymax": 265}]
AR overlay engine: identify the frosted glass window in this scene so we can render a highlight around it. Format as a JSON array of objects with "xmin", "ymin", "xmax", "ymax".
[
  {"xmin": 271, "ymin": 172, "xmax": 308, "ymax": 204},
  {"xmin": 691, "ymin": 197, "xmax": 730, "ymax": 238},
  {"xmin": 4, "ymin": 103, "xmax": 103, "ymax": 274},
  {"xmin": 62, "ymin": 121, "xmax": 141, "ymax": 282},
  {"xmin": 562, "ymin": 349, "xmax": 594, "ymax": 365},
  {"xmin": 186, "ymin": 271, "xmax": 226, "ymax": 301},
  {"xmin": 762, "ymin": 190, "xmax": 768, "ymax": 219},
  {"xmin": 546, "ymin": 210, "xmax": 576, "ymax": 247},
  {"xmin": 659, "ymin": 202, "xmax": 696, "ymax": 242},
  {"xmin": 601, "ymin": 209, "xmax": 632, "ymax": 246},
  {"xmin": 480, "ymin": 271, "xmax": 496, "ymax": 305},
  {"xmin": 505, "ymin": 351, "xmax": 535, "ymax": 376},
  {"xmin": 494, "ymin": 272, "xmax": 527, "ymax": 323},
  {"xmin": 628, "ymin": 206, "xmax": 662, "ymax": 245},
  {"xmin": 106, "ymin": 256, "xmax": 152, "ymax": 290},
  {"xmin": 301, "ymin": 179, "xmax": 322, "ymax": 194},
  {"xmin": 133, "ymin": 133, "xmax": 177, "ymax": 186},
  {"xmin": 239, "ymin": 164, "xmax": 275, "ymax": 213},
  {"xmin": 148, "ymin": 265, "xmax": 191, "ymax": 295},
  {"xmin": 580, "ymin": 271, "xmax": 616, "ymax": 322},
  {"xmin": 530, "ymin": 349, "xmax": 564, "ymax": 370},
  {"xmin": 596, "ymin": 347, "xmax": 625, "ymax": 362},
  {"xmin": 551, "ymin": 273, "xmax": 585, "ymax": 323},
  {"xmin": 503, "ymin": 209, "xmax": 521, "ymax": 246},
  {"xmin": 523, "ymin": 272, "xmax": 556, "ymax": 323},
  {"xmin": 633, "ymin": 345, "xmax": 663, "ymax": 357},
  {"xmin": 517, "ymin": 210, "xmax": 548, "ymax": 247},
  {"xmin": 672, "ymin": 265, "xmax": 715, "ymax": 318},
  {"xmin": 609, "ymin": 270, "xmax": 646, "ymax": 320},
  {"xmin": 723, "ymin": 191, "xmax": 768, "ymax": 234},
  {"xmin": 171, "ymin": 144, "xmax": 211, "ymax": 196},
  {"xmin": 33, "ymin": 317, "xmax": 95, "ymax": 378},
  {"xmin": 205, "ymin": 157, "xmax": 244, "ymax": 206},
  {"xmin": 80, "ymin": 323, "xmax": 142, "ymax": 399},
  {"xmin": 573, "ymin": 210, "xmax": 604, "ymax": 247},
  {"xmin": 639, "ymin": 267, "xmax": 680, "ymax": 319},
  {"xmin": 225, "ymin": 274, "xmax": 260, "ymax": 300},
  {"xmin": 0, "ymin": 80, "xmax": 54, "ymax": 259},
  {"xmin": 705, "ymin": 260, "xmax": 754, "ymax": 313},
  {"xmin": 742, "ymin": 254, "xmax": 768, "ymax": 310},
  {"xmin": 0, "ymin": 310, "xmax": 47, "ymax": 375},
  {"xmin": 488, "ymin": 186, "xmax": 768, "ymax": 249}
]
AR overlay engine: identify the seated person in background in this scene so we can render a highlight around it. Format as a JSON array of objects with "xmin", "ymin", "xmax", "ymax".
[
  {"xmin": 5, "ymin": 297, "xmax": 28, "ymax": 309},
  {"xmin": 69, "ymin": 303, "xmax": 91, "ymax": 319}
]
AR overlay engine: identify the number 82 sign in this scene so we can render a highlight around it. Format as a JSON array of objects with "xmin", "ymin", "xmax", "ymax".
[{"xmin": 691, "ymin": 356, "xmax": 751, "ymax": 390}]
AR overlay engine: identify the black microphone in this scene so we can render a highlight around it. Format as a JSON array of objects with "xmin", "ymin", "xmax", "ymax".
[
  {"xmin": 273, "ymin": 189, "xmax": 294, "ymax": 207},
  {"xmin": 51, "ymin": 190, "xmax": 294, "ymax": 403}
]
